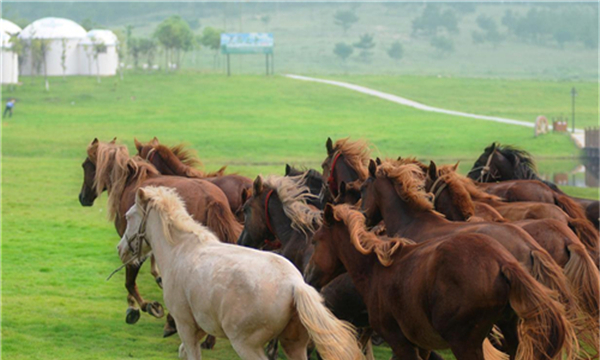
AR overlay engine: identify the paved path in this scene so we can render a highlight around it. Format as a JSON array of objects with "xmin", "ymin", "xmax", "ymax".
[{"xmin": 285, "ymin": 74, "xmax": 585, "ymax": 147}]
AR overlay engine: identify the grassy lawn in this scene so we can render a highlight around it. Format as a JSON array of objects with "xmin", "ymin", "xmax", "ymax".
[{"xmin": 2, "ymin": 73, "xmax": 595, "ymax": 359}]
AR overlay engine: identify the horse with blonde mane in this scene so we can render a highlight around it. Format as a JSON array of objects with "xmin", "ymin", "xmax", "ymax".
[
  {"xmin": 305, "ymin": 204, "xmax": 577, "ymax": 360},
  {"xmin": 134, "ymin": 137, "xmax": 252, "ymax": 222},
  {"xmin": 359, "ymin": 160, "xmax": 582, "ymax": 359},
  {"xmin": 426, "ymin": 162, "xmax": 600, "ymax": 354},
  {"xmin": 117, "ymin": 186, "xmax": 364, "ymax": 360},
  {"xmin": 78, "ymin": 138, "xmax": 241, "ymax": 336}
]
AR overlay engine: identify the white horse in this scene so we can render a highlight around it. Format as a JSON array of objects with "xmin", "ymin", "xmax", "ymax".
[{"xmin": 117, "ymin": 186, "xmax": 364, "ymax": 360}]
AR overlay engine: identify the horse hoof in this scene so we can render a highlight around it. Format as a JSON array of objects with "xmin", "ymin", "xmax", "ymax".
[
  {"xmin": 146, "ymin": 301, "xmax": 165, "ymax": 318},
  {"xmin": 200, "ymin": 335, "xmax": 216, "ymax": 350},
  {"xmin": 126, "ymin": 308, "xmax": 140, "ymax": 324},
  {"xmin": 163, "ymin": 326, "xmax": 178, "ymax": 338},
  {"xmin": 163, "ymin": 316, "xmax": 178, "ymax": 338},
  {"xmin": 156, "ymin": 277, "xmax": 163, "ymax": 289}
]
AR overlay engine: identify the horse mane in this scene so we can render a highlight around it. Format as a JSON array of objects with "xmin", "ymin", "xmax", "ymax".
[
  {"xmin": 438, "ymin": 165, "xmax": 502, "ymax": 202},
  {"xmin": 262, "ymin": 174, "xmax": 322, "ymax": 236},
  {"xmin": 495, "ymin": 143, "xmax": 538, "ymax": 179},
  {"xmin": 333, "ymin": 138, "xmax": 370, "ymax": 180},
  {"xmin": 394, "ymin": 157, "xmax": 428, "ymax": 173},
  {"xmin": 377, "ymin": 161, "xmax": 434, "ymax": 212},
  {"xmin": 169, "ymin": 143, "xmax": 202, "ymax": 168},
  {"xmin": 92, "ymin": 141, "xmax": 158, "ymax": 220},
  {"xmin": 138, "ymin": 186, "xmax": 220, "ymax": 245},
  {"xmin": 287, "ymin": 166, "xmax": 324, "ymax": 186},
  {"xmin": 332, "ymin": 204, "xmax": 413, "ymax": 266},
  {"xmin": 434, "ymin": 165, "xmax": 478, "ymax": 219},
  {"xmin": 154, "ymin": 144, "xmax": 226, "ymax": 178}
]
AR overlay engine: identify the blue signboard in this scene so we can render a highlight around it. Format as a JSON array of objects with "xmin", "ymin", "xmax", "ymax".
[{"xmin": 221, "ymin": 33, "xmax": 274, "ymax": 54}]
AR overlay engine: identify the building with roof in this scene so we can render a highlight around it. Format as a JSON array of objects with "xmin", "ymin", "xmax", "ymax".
[
  {"xmin": 18, "ymin": 17, "xmax": 118, "ymax": 77},
  {"xmin": 0, "ymin": 19, "xmax": 21, "ymax": 84}
]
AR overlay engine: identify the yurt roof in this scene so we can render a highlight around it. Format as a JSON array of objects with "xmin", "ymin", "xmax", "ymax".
[
  {"xmin": 80, "ymin": 29, "xmax": 118, "ymax": 46},
  {"xmin": 20, "ymin": 17, "xmax": 86, "ymax": 40},
  {"xmin": 0, "ymin": 19, "xmax": 22, "ymax": 36}
]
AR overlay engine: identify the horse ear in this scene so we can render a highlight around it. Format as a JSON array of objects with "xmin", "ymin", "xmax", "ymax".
[
  {"xmin": 91, "ymin": 138, "xmax": 99, "ymax": 146},
  {"xmin": 136, "ymin": 187, "xmax": 150, "ymax": 207},
  {"xmin": 368, "ymin": 159, "xmax": 377, "ymax": 178},
  {"xmin": 323, "ymin": 203, "xmax": 335, "ymax": 225},
  {"xmin": 428, "ymin": 161, "xmax": 438, "ymax": 179},
  {"xmin": 253, "ymin": 176, "xmax": 263, "ymax": 196},
  {"xmin": 241, "ymin": 187, "xmax": 251, "ymax": 205},
  {"xmin": 339, "ymin": 181, "xmax": 346, "ymax": 196},
  {"xmin": 326, "ymin": 137, "xmax": 334, "ymax": 155},
  {"xmin": 285, "ymin": 164, "xmax": 291, "ymax": 176},
  {"xmin": 110, "ymin": 137, "xmax": 117, "ymax": 144},
  {"xmin": 452, "ymin": 161, "xmax": 460, "ymax": 172},
  {"xmin": 134, "ymin": 138, "xmax": 143, "ymax": 153},
  {"xmin": 150, "ymin": 137, "xmax": 159, "ymax": 146},
  {"xmin": 376, "ymin": 157, "xmax": 382, "ymax": 166}
]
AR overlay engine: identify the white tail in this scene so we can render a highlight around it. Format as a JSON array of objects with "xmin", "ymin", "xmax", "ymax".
[{"xmin": 293, "ymin": 283, "xmax": 364, "ymax": 360}]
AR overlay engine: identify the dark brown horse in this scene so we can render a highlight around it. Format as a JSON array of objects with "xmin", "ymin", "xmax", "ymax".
[
  {"xmin": 79, "ymin": 139, "xmax": 241, "ymax": 347},
  {"xmin": 426, "ymin": 163, "xmax": 600, "ymax": 352},
  {"xmin": 134, "ymin": 138, "xmax": 252, "ymax": 222},
  {"xmin": 469, "ymin": 142, "xmax": 599, "ymax": 227},
  {"xmin": 359, "ymin": 161, "xmax": 579, "ymax": 334},
  {"xmin": 285, "ymin": 164, "xmax": 326, "ymax": 209},
  {"xmin": 321, "ymin": 137, "xmax": 370, "ymax": 200},
  {"xmin": 305, "ymin": 204, "xmax": 577, "ymax": 360}
]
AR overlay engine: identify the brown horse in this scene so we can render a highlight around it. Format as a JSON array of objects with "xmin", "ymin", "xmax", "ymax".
[
  {"xmin": 321, "ymin": 137, "xmax": 370, "ymax": 200},
  {"xmin": 469, "ymin": 142, "xmax": 599, "ymax": 227},
  {"xmin": 426, "ymin": 163, "xmax": 600, "ymax": 352},
  {"xmin": 78, "ymin": 139, "xmax": 241, "ymax": 344},
  {"xmin": 305, "ymin": 204, "xmax": 577, "ymax": 360},
  {"xmin": 134, "ymin": 138, "xmax": 252, "ymax": 222},
  {"xmin": 359, "ymin": 161, "xmax": 579, "ymax": 338}
]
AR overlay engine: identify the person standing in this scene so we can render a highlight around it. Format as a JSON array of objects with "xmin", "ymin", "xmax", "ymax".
[{"xmin": 3, "ymin": 98, "xmax": 15, "ymax": 118}]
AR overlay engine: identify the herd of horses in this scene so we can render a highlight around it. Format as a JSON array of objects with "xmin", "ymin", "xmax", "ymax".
[{"xmin": 79, "ymin": 137, "xmax": 599, "ymax": 360}]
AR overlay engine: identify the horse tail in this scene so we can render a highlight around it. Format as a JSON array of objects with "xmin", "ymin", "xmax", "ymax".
[
  {"xmin": 502, "ymin": 261, "xmax": 579, "ymax": 360},
  {"xmin": 206, "ymin": 201, "xmax": 243, "ymax": 244},
  {"xmin": 482, "ymin": 338, "xmax": 509, "ymax": 360},
  {"xmin": 293, "ymin": 282, "xmax": 363, "ymax": 360},
  {"xmin": 567, "ymin": 218, "xmax": 599, "ymax": 267},
  {"xmin": 554, "ymin": 193, "xmax": 587, "ymax": 220},
  {"xmin": 563, "ymin": 243, "xmax": 600, "ymax": 355},
  {"xmin": 529, "ymin": 250, "xmax": 579, "ymax": 327}
]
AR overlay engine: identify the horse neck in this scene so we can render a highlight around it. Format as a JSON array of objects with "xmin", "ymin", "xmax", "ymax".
[
  {"xmin": 269, "ymin": 197, "xmax": 309, "ymax": 248},
  {"xmin": 155, "ymin": 151, "xmax": 197, "ymax": 178},
  {"xmin": 435, "ymin": 188, "xmax": 467, "ymax": 221},
  {"xmin": 378, "ymin": 178, "xmax": 444, "ymax": 236},
  {"xmin": 336, "ymin": 157, "xmax": 360, "ymax": 188},
  {"xmin": 144, "ymin": 210, "xmax": 177, "ymax": 272}
]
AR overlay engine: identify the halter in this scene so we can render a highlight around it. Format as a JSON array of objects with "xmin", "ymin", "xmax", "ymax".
[
  {"xmin": 263, "ymin": 189, "xmax": 281, "ymax": 249},
  {"xmin": 429, "ymin": 175, "xmax": 449, "ymax": 207},
  {"xmin": 327, "ymin": 152, "xmax": 343, "ymax": 196},
  {"xmin": 145, "ymin": 148, "xmax": 157, "ymax": 163},
  {"xmin": 468, "ymin": 151, "xmax": 496, "ymax": 182}
]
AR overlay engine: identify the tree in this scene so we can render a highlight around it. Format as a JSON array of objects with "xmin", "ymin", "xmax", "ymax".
[
  {"xmin": 81, "ymin": 18, "xmax": 99, "ymax": 31},
  {"xmin": 430, "ymin": 35, "xmax": 454, "ymax": 56},
  {"xmin": 30, "ymin": 37, "xmax": 52, "ymax": 90},
  {"xmin": 412, "ymin": 5, "xmax": 458, "ymax": 36},
  {"xmin": 333, "ymin": 42, "xmax": 353, "ymax": 64},
  {"xmin": 333, "ymin": 10, "xmax": 359, "ymax": 35},
  {"xmin": 387, "ymin": 41, "xmax": 404, "ymax": 62},
  {"xmin": 154, "ymin": 15, "xmax": 194, "ymax": 71},
  {"xmin": 60, "ymin": 38, "xmax": 68, "ymax": 80},
  {"xmin": 8, "ymin": 35, "xmax": 24, "ymax": 91},
  {"xmin": 472, "ymin": 15, "xmax": 504, "ymax": 48},
  {"xmin": 112, "ymin": 28, "xmax": 126, "ymax": 80},
  {"xmin": 201, "ymin": 27, "xmax": 223, "ymax": 69},
  {"xmin": 91, "ymin": 38, "xmax": 108, "ymax": 83},
  {"xmin": 353, "ymin": 33, "xmax": 375, "ymax": 63},
  {"xmin": 128, "ymin": 37, "xmax": 142, "ymax": 69},
  {"xmin": 138, "ymin": 38, "xmax": 157, "ymax": 69}
]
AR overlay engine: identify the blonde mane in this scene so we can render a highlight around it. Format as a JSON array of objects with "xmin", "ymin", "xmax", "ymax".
[
  {"xmin": 376, "ymin": 161, "xmax": 434, "ymax": 212},
  {"xmin": 90, "ymin": 141, "xmax": 158, "ymax": 220},
  {"xmin": 332, "ymin": 204, "xmax": 414, "ymax": 266},
  {"xmin": 262, "ymin": 174, "xmax": 322, "ymax": 236},
  {"xmin": 332, "ymin": 138, "xmax": 370, "ymax": 180},
  {"xmin": 437, "ymin": 165, "xmax": 501, "ymax": 202},
  {"xmin": 137, "ymin": 186, "xmax": 219, "ymax": 245}
]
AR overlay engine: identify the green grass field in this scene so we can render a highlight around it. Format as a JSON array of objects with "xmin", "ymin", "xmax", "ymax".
[{"xmin": 2, "ymin": 73, "xmax": 597, "ymax": 360}]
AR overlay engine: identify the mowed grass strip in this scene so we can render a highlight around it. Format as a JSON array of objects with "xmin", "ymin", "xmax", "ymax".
[{"xmin": 1, "ymin": 73, "xmax": 593, "ymax": 360}]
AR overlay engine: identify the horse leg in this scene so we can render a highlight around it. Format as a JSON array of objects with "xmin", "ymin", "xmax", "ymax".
[
  {"xmin": 448, "ymin": 343, "xmax": 485, "ymax": 360},
  {"xmin": 150, "ymin": 255, "xmax": 162, "ymax": 289},
  {"xmin": 495, "ymin": 317, "xmax": 519, "ymax": 360},
  {"xmin": 278, "ymin": 313, "xmax": 310, "ymax": 360},
  {"xmin": 265, "ymin": 339, "xmax": 279, "ymax": 360},
  {"xmin": 378, "ymin": 325, "xmax": 421, "ymax": 360},
  {"xmin": 200, "ymin": 335, "xmax": 216, "ymax": 350},
  {"xmin": 163, "ymin": 313, "xmax": 178, "ymax": 338},
  {"xmin": 229, "ymin": 341, "xmax": 269, "ymax": 360},
  {"xmin": 125, "ymin": 263, "xmax": 164, "ymax": 319},
  {"xmin": 126, "ymin": 293, "xmax": 140, "ymax": 324},
  {"xmin": 176, "ymin": 320, "xmax": 206, "ymax": 360}
]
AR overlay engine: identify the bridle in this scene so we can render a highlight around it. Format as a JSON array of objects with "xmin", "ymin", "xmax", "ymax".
[
  {"xmin": 263, "ymin": 189, "xmax": 281, "ymax": 250},
  {"xmin": 145, "ymin": 147, "xmax": 157, "ymax": 163},
  {"xmin": 468, "ymin": 150, "xmax": 497, "ymax": 182},
  {"xmin": 428, "ymin": 175, "xmax": 449, "ymax": 207},
  {"xmin": 327, "ymin": 152, "xmax": 343, "ymax": 196}
]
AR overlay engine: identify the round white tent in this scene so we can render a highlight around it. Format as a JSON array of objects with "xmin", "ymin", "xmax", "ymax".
[
  {"xmin": 79, "ymin": 29, "xmax": 119, "ymax": 76},
  {"xmin": 19, "ymin": 17, "xmax": 87, "ymax": 76},
  {"xmin": 0, "ymin": 19, "xmax": 21, "ymax": 84}
]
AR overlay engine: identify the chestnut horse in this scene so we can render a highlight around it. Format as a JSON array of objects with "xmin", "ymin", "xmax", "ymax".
[
  {"xmin": 237, "ymin": 174, "xmax": 376, "ymax": 359},
  {"xmin": 134, "ymin": 138, "xmax": 252, "ymax": 222},
  {"xmin": 426, "ymin": 163, "xmax": 600, "ymax": 353},
  {"xmin": 305, "ymin": 204, "xmax": 577, "ymax": 360},
  {"xmin": 78, "ymin": 139, "xmax": 241, "ymax": 346},
  {"xmin": 359, "ymin": 161, "xmax": 580, "ymax": 345},
  {"xmin": 469, "ymin": 142, "xmax": 599, "ymax": 227},
  {"xmin": 321, "ymin": 137, "xmax": 370, "ymax": 200}
]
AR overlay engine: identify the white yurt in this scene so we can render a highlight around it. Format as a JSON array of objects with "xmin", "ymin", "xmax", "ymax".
[
  {"xmin": 78, "ymin": 29, "xmax": 118, "ymax": 76},
  {"xmin": 0, "ymin": 19, "xmax": 21, "ymax": 84},
  {"xmin": 19, "ymin": 17, "xmax": 87, "ymax": 76}
]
